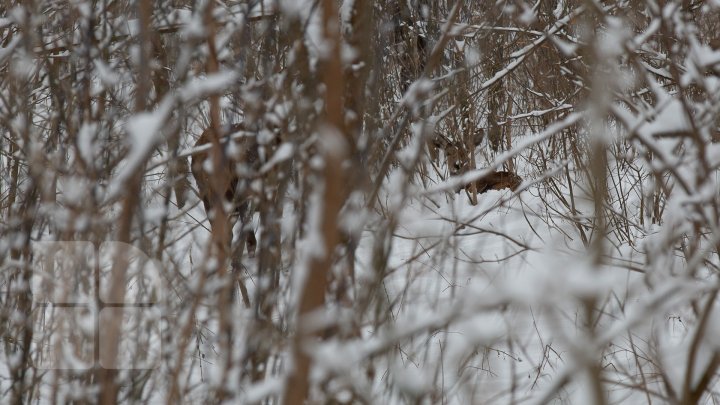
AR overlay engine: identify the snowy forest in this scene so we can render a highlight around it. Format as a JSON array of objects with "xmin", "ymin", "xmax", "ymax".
[{"xmin": 2, "ymin": 0, "xmax": 720, "ymax": 403}]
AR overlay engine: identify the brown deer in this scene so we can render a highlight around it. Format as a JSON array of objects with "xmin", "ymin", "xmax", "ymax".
[
  {"xmin": 191, "ymin": 123, "xmax": 258, "ymax": 259},
  {"xmin": 470, "ymin": 170, "xmax": 522, "ymax": 193},
  {"xmin": 432, "ymin": 135, "xmax": 522, "ymax": 196}
]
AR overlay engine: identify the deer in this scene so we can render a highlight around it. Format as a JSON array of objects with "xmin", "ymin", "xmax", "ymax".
[
  {"xmin": 190, "ymin": 123, "xmax": 259, "ymax": 263},
  {"xmin": 431, "ymin": 134, "xmax": 522, "ymax": 198},
  {"xmin": 471, "ymin": 170, "xmax": 522, "ymax": 193}
]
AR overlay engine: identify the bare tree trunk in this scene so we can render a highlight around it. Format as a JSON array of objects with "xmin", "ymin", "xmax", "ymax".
[{"xmin": 283, "ymin": 0, "xmax": 348, "ymax": 403}]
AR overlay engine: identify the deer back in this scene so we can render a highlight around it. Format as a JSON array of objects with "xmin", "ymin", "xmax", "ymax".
[{"xmin": 474, "ymin": 171, "xmax": 522, "ymax": 193}]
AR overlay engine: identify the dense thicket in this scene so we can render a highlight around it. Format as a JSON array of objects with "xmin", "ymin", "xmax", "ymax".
[{"xmin": 1, "ymin": 0, "xmax": 720, "ymax": 403}]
